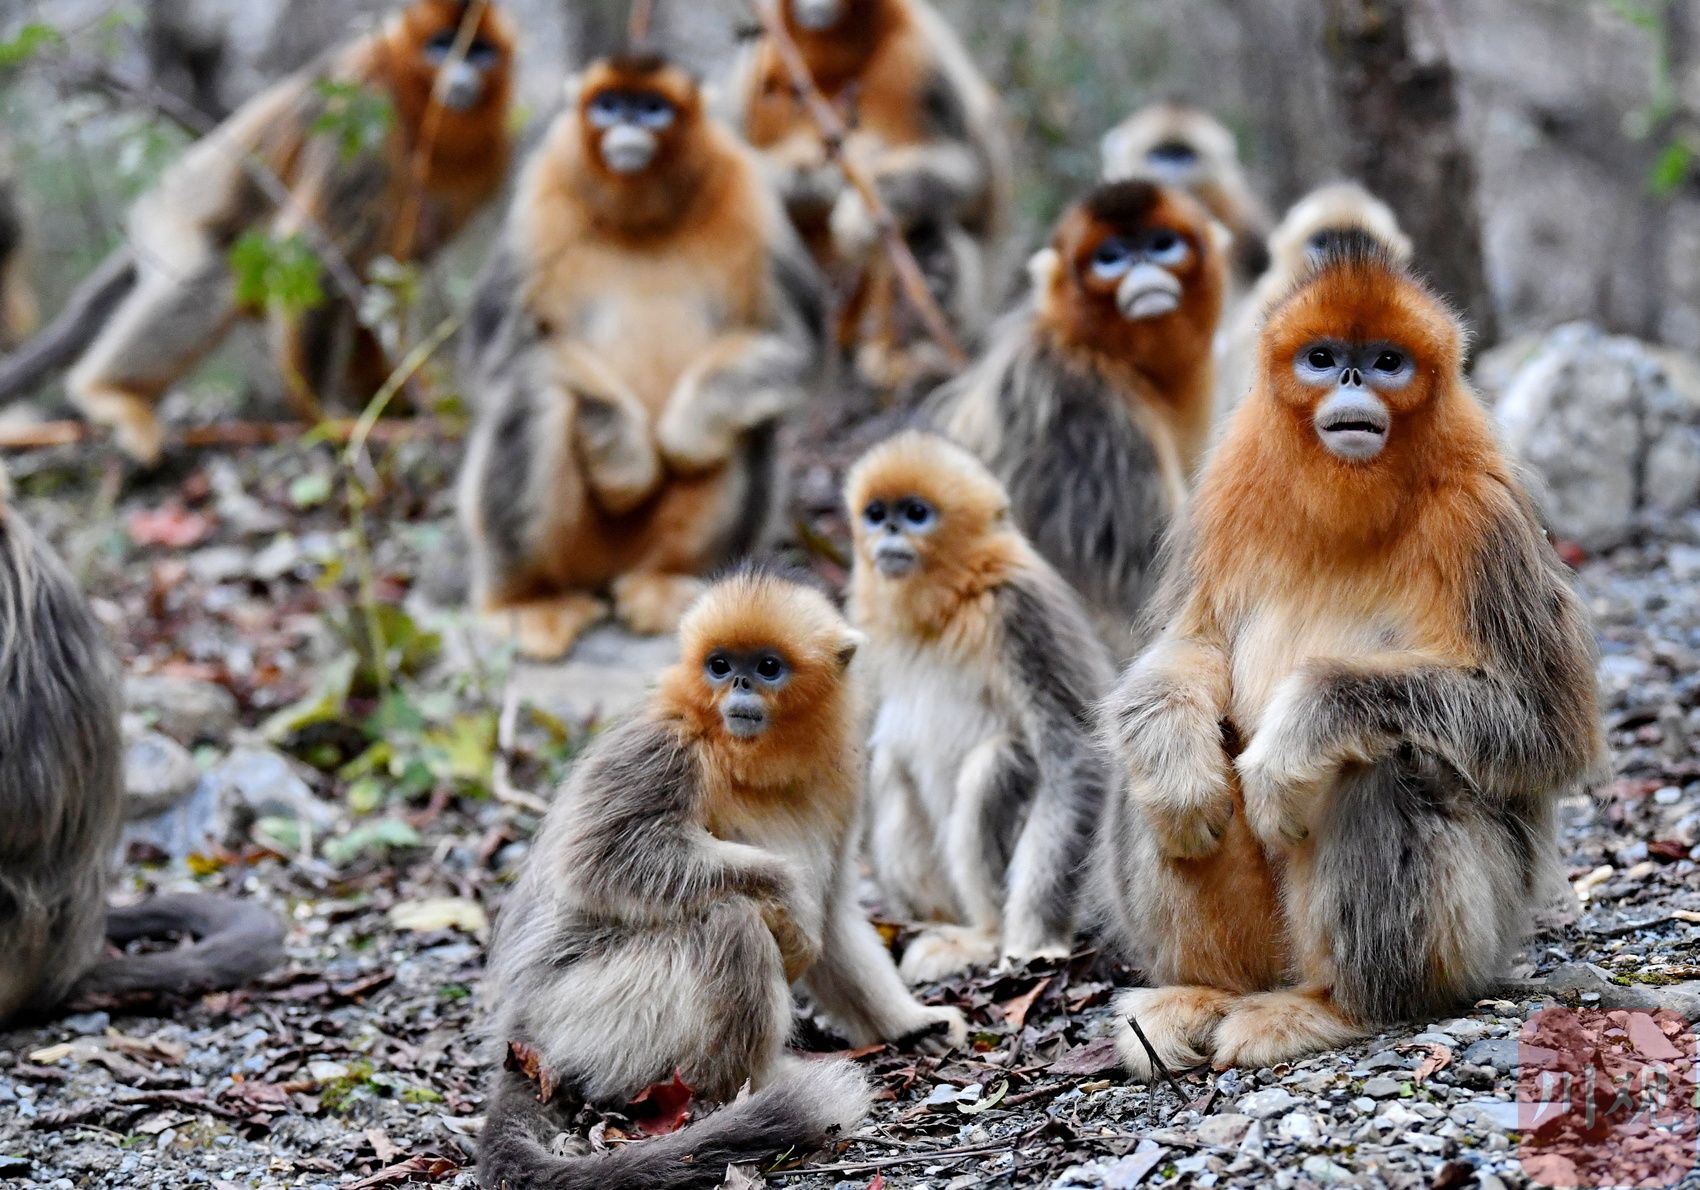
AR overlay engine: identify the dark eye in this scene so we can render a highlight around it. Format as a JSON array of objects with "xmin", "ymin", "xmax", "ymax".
[
  {"xmin": 902, "ymin": 500, "xmax": 933, "ymax": 526},
  {"xmin": 756, "ymin": 656, "xmax": 784, "ymax": 680},
  {"xmin": 1144, "ymin": 230, "xmax": 1188, "ymax": 265},
  {"xmin": 1373, "ymin": 350, "xmax": 1405, "ymax": 373},
  {"xmin": 1089, "ymin": 239, "xmax": 1133, "ymax": 278},
  {"xmin": 706, "ymin": 655, "xmax": 732, "ymax": 679},
  {"xmin": 863, "ymin": 501, "xmax": 887, "ymax": 526},
  {"xmin": 426, "ymin": 31, "xmax": 456, "ymax": 52},
  {"xmin": 587, "ymin": 94, "xmax": 622, "ymax": 125},
  {"xmin": 1306, "ymin": 347, "xmax": 1336, "ymax": 370}
]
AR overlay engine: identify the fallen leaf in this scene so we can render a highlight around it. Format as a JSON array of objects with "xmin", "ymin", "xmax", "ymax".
[
  {"xmin": 629, "ymin": 1070, "xmax": 695, "ymax": 1136},
  {"xmin": 346, "ymin": 1156, "xmax": 458, "ymax": 1188},
  {"xmin": 1050, "ymin": 1035, "xmax": 1124, "ymax": 1077},
  {"xmin": 867, "ymin": 1175, "xmax": 886, "ymax": 1190},
  {"xmin": 1400, "ymin": 1041, "xmax": 1452, "ymax": 1085},
  {"xmin": 365, "ymin": 1127, "xmax": 398, "ymax": 1164},
  {"xmin": 128, "ymin": 505, "xmax": 214, "ymax": 548},
  {"xmin": 998, "ymin": 977, "xmax": 1052, "ymax": 1031},
  {"xmin": 957, "ymin": 1080, "xmax": 1008, "ymax": 1115},
  {"xmin": 504, "ymin": 1040, "xmax": 556, "ymax": 1105},
  {"xmin": 388, "ymin": 896, "xmax": 489, "ymax": 936}
]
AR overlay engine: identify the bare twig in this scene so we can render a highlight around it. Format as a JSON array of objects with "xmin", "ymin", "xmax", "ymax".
[
  {"xmin": 395, "ymin": 0, "xmax": 488, "ymax": 265},
  {"xmin": 1123, "ymin": 1013, "xmax": 1188, "ymax": 1107},
  {"xmin": 628, "ymin": 0, "xmax": 658, "ymax": 42},
  {"xmin": 0, "ymin": 417, "xmax": 459, "ymax": 452},
  {"xmin": 747, "ymin": 0, "xmax": 968, "ymax": 368}
]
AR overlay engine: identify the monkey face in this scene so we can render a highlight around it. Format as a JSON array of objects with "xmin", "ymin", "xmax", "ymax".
[
  {"xmin": 1290, "ymin": 341, "xmax": 1415, "ymax": 461},
  {"xmin": 789, "ymin": 0, "xmax": 850, "ymax": 31},
  {"xmin": 703, "ymin": 647, "xmax": 791, "ymax": 738},
  {"xmin": 401, "ymin": 1, "xmax": 513, "ymax": 115},
  {"xmin": 421, "ymin": 28, "xmax": 505, "ymax": 111},
  {"xmin": 857, "ymin": 494, "xmax": 938, "ymax": 578},
  {"xmin": 1081, "ymin": 227, "xmax": 1193, "ymax": 321},
  {"xmin": 575, "ymin": 57, "xmax": 700, "ymax": 179},
  {"xmin": 1050, "ymin": 181, "xmax": 1217, "ymax": 335},
  {"xmin": 584, "ymin": 88, "xmax": 678, "ymax": 174}
]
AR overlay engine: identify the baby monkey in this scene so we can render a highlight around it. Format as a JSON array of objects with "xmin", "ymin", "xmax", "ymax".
[
  {"xmin": 847, "ymin": 432, "xmax": 1114, "ymax": 982},
  {"xmin": 479, "ymin": 569, "xmax": 965, "ymax": 1188}
]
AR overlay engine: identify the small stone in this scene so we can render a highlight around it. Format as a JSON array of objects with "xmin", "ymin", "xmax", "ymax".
[
  {"xmin": 1351, "ymin": 1096, "xmax": 1376, "ymax": 1112},
  {"xmin": 1404, "ymin": 1132, "xmax": 1449, "ymax": 1154},
  {"xmin": 1236, "ymin": 1088, "xmax": 1297, "ymax": 1119},
  {"xmin": 1300, "ymin": 1155, "xmax": 1352, "ymax": 1183},
  {"xmin": 1654, "ymin": 785, "xmax": 1683, "ymax": 805},
  {"xmin": 1362, "ymin": 1050, "xmax": 1411, "ymax": 1071},
  {"xmin": 1462, "ymin": 1038, "xmax": 1521, "ymax": 1070},
  {"xmin": 123, "ymin": 730, "xmax": 201, "ymax": 820},
  {"xmin": 1362, "ymin": 1076, "xmax": 1403, "ymax": 1098},
  {"xmin": 1195, "ymin": 1113, "xmax": 1252, "ymax": 1147},
  {"xmin": 203, "ymin": 746, "xmax": 336, "ymax": 841},
  {"xmin": 124, "ymin": 675, "xmax": 239, "ymax": 744},
  {"xmin": 59, "ymin": 1011, "xmax": 110, "ymax": 1035},
  {"xmin": 1436, "ymin": 1018, "xmax": 1491, "ymax": 1044},
  {"xmin": 1276, "ymin": 1112, "xmax": 1319, "ymax": 1143},
  {"xmin": 1455, "ymin": 1098, "xmax": 1519, "ymax": 1131},
  {"xmin": 1378, "ymin": 1102, "xmax": 1424, "ymax": 1128},
  {"xmin": 1407, "ymin": 1031, "xmax": 1460, "ymax": 1048}
]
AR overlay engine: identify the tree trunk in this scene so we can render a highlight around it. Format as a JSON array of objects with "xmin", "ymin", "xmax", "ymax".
[{"xmin": 1319, "ymin": 0, "xmax": 1498, "ymax": 347}]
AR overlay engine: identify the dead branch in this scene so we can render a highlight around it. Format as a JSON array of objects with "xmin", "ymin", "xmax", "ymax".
[
  {"xmin": 395, "ymin": 0, "xmax": 488, "ymax": 264},
  {"xmin": 0, "ymin": 417, "xmax": 462, "ymax": 453},
  {"xmin": 747, "ymin": 0, "xmax": 968, "ymax": 368},
  {"xmin": 628, "ymin": 0, "xmax": 658, "ymax": 43}
]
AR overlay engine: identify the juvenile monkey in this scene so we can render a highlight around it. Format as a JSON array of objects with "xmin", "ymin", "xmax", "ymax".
[
  {"xmin": 1101, "ymin": 102, "xmax": 1271, "ymax": 292},
  {"xmin": 729, "ymin": 0, "xmax": 1012, "ymax": 390},
  {"xmin": 931, "ymin": 180, "xmax": 1226, "ymax": 653},
  {"xmin": 1216, "ymin": 183, "xmax": 1411, "ymax": 414},
  {"xmin": 479, "ymin": 569, "xmax": 966, "ymax": 1188},
  {"xmin": 53, "ymin": 0, "xmax": 514, "ymax": 462},
  {"xmin": 459, "ymin": 53, "xmax": 825, "ymax": 660},
  {"xmin": 846, "ymin": 432, "xmax": 1113, "ymax": 982},
  {"xmin": 1094, "ymin": 240, "xmax": 1602, "ymax": 1074},
  {"xmin": 0, "ymin": 477, "xmax": 285, "ymax": 1024}
]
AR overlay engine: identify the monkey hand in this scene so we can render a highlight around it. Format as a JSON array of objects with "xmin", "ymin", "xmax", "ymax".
[
  {"xmin": 829, "ymin": 190, "xmax": 881, "ymax": 262},
  {"xmin": 896, "ymin": 1004, "xmax": 969, "ymax": 1056},
  {"xmin": 760, "ymin": 897, "xmax": 821, "ymax": 983},
  {"xmin": 1236, "ymin": 673, "xmax": 1337, "ymax": 849},
  {"xmin": 1126, "ymin": 739, "xmax": 1235, "ymax": 861}
]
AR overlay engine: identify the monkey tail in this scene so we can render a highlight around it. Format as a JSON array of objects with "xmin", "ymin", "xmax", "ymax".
[
  {"xmin": 0, "ymin": 251, "xmax": 138, "ymax": 404},
  {"xmin": 478, "ymin": 1056, "xmax": 870, "ymax": 1190},
  {"xmin": 73, "ymin": 893, "xmax": 286, "ymax": 999}
]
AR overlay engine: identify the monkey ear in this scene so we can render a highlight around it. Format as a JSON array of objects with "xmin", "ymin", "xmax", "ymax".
[
  {"xmin": 1099, "ymin": 126, "xmax": 1131, "ymax": 176},
  {"xmin": 1025, "ymin": 247, "xmax": 1061, "ymax": 293},
  {"xmin": 562, "ymin": 73, "xmax": 585, "ymax": 111},
  {"xmin": 836, "ymin": 629, "xmax": 867, "ymax": 670},
  {"xmin": 1205, "ymin": 218, "xmax": 1233, "ymax": 262}
]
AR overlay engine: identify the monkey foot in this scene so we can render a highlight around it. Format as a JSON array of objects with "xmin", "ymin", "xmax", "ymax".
[
  {"xmin": 612, "ymin": 573, "xmax": 706, "ymax": 636},
  {"xmin": 898, "ymin": 924, "xmax": 999, "ymax": 984},
  {"xmin": 1209, "ymin": 988, "xmax": 1363, "ymax": 1071},
  {"xmin": 489, "ymin": 594, "xmax": 609, "ymax": 661},
  {"xmin": 77, "ymin": 390, "xmax": 163, "ymax": 466},
  {"xmin": 1111, "ymin": 985, "xmax": 1237, "ymax": 1080}
]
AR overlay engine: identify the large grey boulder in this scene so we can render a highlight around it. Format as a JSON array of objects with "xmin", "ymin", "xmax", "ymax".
[{"xmin": 1493, "ymin": 323, "xmax": 1700, "ymax": 550}]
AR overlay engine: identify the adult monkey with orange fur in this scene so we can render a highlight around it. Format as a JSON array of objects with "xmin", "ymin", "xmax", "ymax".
[
  {"xmin": 728, "ymin": 0, "xmax": 1012, "ymax": 392},
  {"xmin": 1094, "ymin": 240, "xmax": 1601, "ymax": 1075},
  {"xmin": 479, "ymin": 570, "xmax": 965, "ymax": 1189},
  {"xmin": 56, "ymin": 0, "xmax": 514, "ymax": 463},
  {"xmin": 931, "ymin": 180, "xmax": 1226, "ymax": 656},
  {"xmin": 459, "ymin": 54, "xmax": 825, "ymax": 660},
  {"xmin": 1215, "ymin": 183, "xmax": 1411, "ymax": 415},
  {"xmin": 0, "ymin": 474, "xmax": 284, "ymax": 1025},
  {"xmin": 1101, "ymin": 102, "xmax": 1271, "ymax": 296}
]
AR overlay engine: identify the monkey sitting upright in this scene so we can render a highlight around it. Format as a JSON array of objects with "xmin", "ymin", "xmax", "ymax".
[
  {"xmin": 729, "ymin": 0, "xmax": 1012, "ymax": 392},
  {"xmin": 479, "ymin": 569, "xmax": 966, "ymax": 1188},
  {"xmin": 1094, "ymin": 239, "xmax": 1602, "ymax": 1075},
  {"xmin": 459, "ymin": 53, "xmax": 825, "ymax": 660},
  {"xmin": 1101, "ymin": 102, "xmax": 1271, "ymax": 295},
  {"xmin": 1215, "ymin": 183, "xmax": 1412, "ymax": 414},
  {"xmin": 845, "ymin": 432, "xmax": 1113, "ymax": 982},
  {"xmin": 55, "ymin": 0, "xmax": 515, "ymax": 462},
  {"xmin": 0, "ymin": 474, "xmax": 285, "ymax": 1025},
  {"xmin": 931, "ymin": 180, "xmax": 1226, "ymax": 655}
]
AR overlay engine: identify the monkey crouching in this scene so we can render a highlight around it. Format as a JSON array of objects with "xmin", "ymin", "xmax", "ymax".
[
  {"xmin": 1093, "ymin": 241, "xmax": 1602, "ymax": 1075},
  {"xmin": 0, "ymin": 483, "xmax": 285, "ymax": 1024},
  {"xmin": 460, "ymin": 54, "xmax": 825, "ymax": 660},
  {"xmin": 479, "ymin": 570, "xmax": 965, "ymax": 1189},
  {"xmin": 932, "ymin": 180, "xmax": 1226, "ymax": 655},
  {"xmin": 846, "ymin": 432, "xmax": 1114, "ymax": 982}
]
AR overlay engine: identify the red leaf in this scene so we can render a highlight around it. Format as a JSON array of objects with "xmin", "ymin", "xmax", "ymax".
[
  {"xmin": 628, "ymin": 1069, "xmax": 694, "ymax": 1136},
  {"xmin": 867, "ymin": 1175, "xmax": 886, "ymax": 1189},
  {"xmin": 346, "ymin": 1156, "xmax": 457, "ymax": 1189},
  {"xmin": 127, "ymin": 504, "xmax": 214, "ymax": 548},
  {"xmin": 504, "ymin": 1040, "xmax": 556, "ymax": 1105},
  {"xmin": 998, "ymin": 976, "xmax": 1052, "ymax": 1031},
  {"xmin": 1553, "ymin": 539, "xmax": 1587, "ymax": 568}
]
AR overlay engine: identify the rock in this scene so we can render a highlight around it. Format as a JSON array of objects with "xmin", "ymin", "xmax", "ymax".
[
  {"xmin": 124, "ymin": 676, "xmax": 239, "ymax": 745},
  {"xmin": 1361, "ymin": 1076, "xmax": 1403, "ymax": 1099},
  {"xmin": 1435, "ymin": 1018, "xmax": 1491, "ymax": 1044},
  {"xmin": 1300, "ymin": 1155, "xmax": 1353, "ymax": 1182},
  {"xmin": 1455, "ymin": 1099, "xmax": 1519, "ymax": 1131},
  {"xmin": 1235, "ymin": 1088, "xmax": 1297, "ymax": 1119},
  {"xmin": 203, "ymin": 746, "xmax": 335, "ymax": 842},
  {"xmin": 1194, "ymin": 1113, "xmax": 1253, "ymax": 1147},
  {"xmin": 123, "ymin": 730, "xmax": 201, "ymax": 820},
  {"xmin": 1362, "ymin": 1050, "xmax": 1412, "ymax": 1071},
  {"xmin": 1495, "ymin": 323, "xmax": 1700, "ymax": 549},
  {"xmin": 1461, "ymin": 1038, "xmax": 1521, "ymax": 1070},
  {"xmin": 1276, "ymin": 1112, "xmax": 1320, "ymax": 1143},
  {"xmin": 511, "ymin": 624, "xmax": 681, "ymax": 724}
]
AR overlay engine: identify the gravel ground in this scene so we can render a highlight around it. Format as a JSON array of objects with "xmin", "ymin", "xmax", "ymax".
[{"xmin": 0, "ymin": 438, "xmax": 1696, "ymax": 1190}]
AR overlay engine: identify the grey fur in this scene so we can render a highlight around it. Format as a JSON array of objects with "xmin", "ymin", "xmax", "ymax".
[{"xmin": 0, "ymin": 507, "xmax": 282, "ymax": 1023}]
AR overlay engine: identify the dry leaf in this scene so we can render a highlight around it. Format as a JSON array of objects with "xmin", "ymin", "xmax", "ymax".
[
  {"xmin": 629, "ymin": 1070, "xmax": 695, "ymax": 1136},
  {"xmin": 998, "ymin": 976, "xmax": 1052, "ymax": 1031},
  {"xmin": 388, "ymin": 896, "xmax": 489, "ymax": 936},
  {"xmin": 504, "ymin": 1040, "xmax": 556, "ymax": 1105},
  {"xmin": 346, "ymin": 1156, "xmax": 457, "ymax": 1188},
  {"xmin": 1399, "ymin": 1041, "xmax": 1452, "ymax": 1084},
  {"xmin": 1050, "ymin": 1035, "xmax": 1124, "ymax": 1077}
]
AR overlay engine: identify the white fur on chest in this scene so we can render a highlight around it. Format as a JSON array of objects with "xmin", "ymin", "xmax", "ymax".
[
  {"xmin": 1229, "ymin": 597, "xmax": 1412, "ymax": 735},
  {"xmin": 868, "ymin": 642, "xmax": 1010, "ymax": 821}
]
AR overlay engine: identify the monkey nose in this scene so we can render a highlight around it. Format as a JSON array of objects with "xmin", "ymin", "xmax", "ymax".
[
  {"xmin": 437, "ymin": 61, "xmax": 485, "ymax": 112},
  {"xmin": 873, "ymin": 537, "xmax": 919, "ymax": 578},
  {"xmin": 1116, "ymin": 263, "xmax": 1182, "ymax": 321},
  {"xmin": 793, "ymin": 0, "xmax": 845, "ymax": 31},
  {"xmin": 601, "ymin": 125, "xmax": 658, "ymax": 175}
]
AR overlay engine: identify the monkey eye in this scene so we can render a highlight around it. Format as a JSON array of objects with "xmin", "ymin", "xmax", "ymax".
[
  {"xmin": 1373, "ymin": 350, "xmax": 1406, "ymax": 373},
  {"xmin": 1089, "ymin": 238, "xmax": 1134, "ymax": 280},
  {"xmin": 863, "ymin": 501, "xmax": 888, "ymax": 527},
  {"xmin": 1306, "ymin": 347, "xmax": 1337, "ymax": 370},
  {"xmin": 1146, "ymin": 140, "xmax": 1198, "ymax": 167},
  {"xmin": 755, "ymin": 655, "xmax": 787, "ymax": 682},
  {"xmin": 632, "ymin": 93, "xmax": 676, "ymax": 129},
  {"xmin": 706, "ymin": 654, "xmax": 733, "ymax": 680},
  {"xmin": 900, "ymin": 499, "xmax": 935, "ymax": 528},
  {"xmin": 1143, "ymin": 229, "xmax": 1189, "ymax": 267},
  {"xmin": 587, "ymin": 93, "xmax": 624, "ymax": 128},
  {"xmin": 424, "ymin": 31, "xmax": 457, "ymax": 61}
]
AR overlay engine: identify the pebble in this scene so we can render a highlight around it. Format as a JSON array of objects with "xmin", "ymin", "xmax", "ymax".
[
  {"xmin": 1194, "ymin": 1113, "xmax": 1252, "ymax": 1147},
  {"xmin": 1436, "ymin": 1018, "xmax": 1491, "ymax": 1043},
  {"xmin": 1362, "ymin": 1050, "xmax": 1411, "ymax": 1071},
  {"xmin": 203, "ymin": 746, "xmax": 336, "ymax": 838},
  {"xmin": 1462, "ymin": 1038, "xmax": 1521, "ymax": 1070},
  {"xmin": 1236, "ymin": 1088, "xmax": 1297, "ymax": 1119},
  {"xmin": 1301, "ymin": 1155, "xmax": 1354, "ymax": 1182},
  {"xmin": 123, "ymin": 730, "xmax": 201, "ymax": 819},
  {"xmin": 1362, "ymin": 1076, "xmax": 1404, "ymax": 1098},
  {"xmin": 124, "ymin": 675, "xmax": 239, "ymax": 744}
]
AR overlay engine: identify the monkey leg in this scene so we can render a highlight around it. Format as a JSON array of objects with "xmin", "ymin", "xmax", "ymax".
[
  {"xmin": 898, "ymin": 925, "xmax": 999, "ymax": 985},
  {"xmin": 66, "ymin": 255, "xmax": 237, "ymax": 464},
  {"xmin": 486, "ymin": 593, "xmax": 610, "ymax": 662},
  {"xmin": 1207, "ymin": 986, "xmax": 1364, "ymax": 1072},
  {"xmin": 656, "ymin": 333, "xmax": 809, "ymax": 474},
  {"xmin": 555, "ymin": 344, "xmax": 661, "ymax": 515},
  {"xmin": 610, "ymin": 572, "xmax": 706, "ymax": 637}
]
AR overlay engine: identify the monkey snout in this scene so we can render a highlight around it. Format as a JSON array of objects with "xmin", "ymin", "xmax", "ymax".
[
  {"xmin": 437, "ymin": 61, "xmax": 486, "ymax": 112},
  {"xmin": 721, "ymin": 690, "xmax": 769, "ymax": 739},
  {"xmin": 601, "ymin": 125, "xmax": 659, "ymax": 175},
  {"xmin": 872, "ymin": 537, "xmax": 919, "ymax": 578},
  {"xmin": 1313, "ymin": 389, "xmax": 1391, "ymax": 461},
  {"xmin": 1116, "ymin": 263, "xmax": 1182, "ymax": 321},
  {"xmin": 793, "ymin": 0, "xmax": 846, "ymax": 31}
]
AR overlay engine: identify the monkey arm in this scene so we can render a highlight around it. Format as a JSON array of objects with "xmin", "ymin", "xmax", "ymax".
[
  {"xmin": 552, "ymin": 343, "xmax": 662, "ymax": 515},
  {"xmin": 829, "ymin": 140, "xmax": 988, "ymax": 259},
  {"xmin": 1103, "ymin": 627, "xmax": 1236, "ymax": 860},
  {"xmin": 654, "ymin": 332, "xmax": 811, "ymax": 473},
  {"xmin": 993, "ymin": 579, "xmax": 1113, "ymax": 957}
]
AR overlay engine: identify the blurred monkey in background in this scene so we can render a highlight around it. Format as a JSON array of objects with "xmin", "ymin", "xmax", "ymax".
[
  {"xmin": 0, "ymin": 151, "xmax": 38, "ymax": 352},
  {"xmin": 730, "ymin": 0, "xmax": 1012, "ymax": 393}
]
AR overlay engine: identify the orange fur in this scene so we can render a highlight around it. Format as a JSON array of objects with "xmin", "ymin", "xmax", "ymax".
[{"xmin": 844, "ymin": 432, "xmax": 1026, "ymax": 645}]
